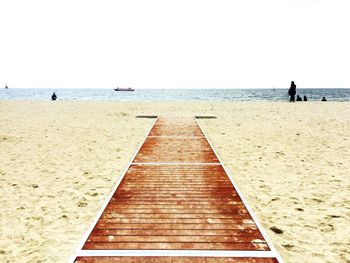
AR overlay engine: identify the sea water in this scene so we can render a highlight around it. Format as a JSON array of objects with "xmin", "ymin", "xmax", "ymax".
[{"xmin": 0, "ymin": 88, "xmax": 349, "ymax": 102}]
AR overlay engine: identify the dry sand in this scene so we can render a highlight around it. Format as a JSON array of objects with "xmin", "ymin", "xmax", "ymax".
[{"xmin": 0, "ymin": 101, "xmax": 349, "ymax": 263}]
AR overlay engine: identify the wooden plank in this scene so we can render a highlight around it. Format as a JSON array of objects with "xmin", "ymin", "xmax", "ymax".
[
  {"xmin": 108, "ymin": 199, "xmax": 242, "ymax": 205},
  {"xmin": 118, "ymin": 186, "xmax": 235, "ymax": 190},
  {"xmin": 104, "ymin": 205, "xmax": 248, "ymax": 213},
  {"xmin": 95, "ymin": 223, "xmax": 256, "ymax": 230},
  {"xmin": 86, "ymin": 236, "xmax": 265, "ymax": 243},
  {"xmin": 114, "ymin": 191, "xmax": 237, "ymax": 196},
  {"xmin": 90, "ymin": 229, "xmax": 261, "ymax": 236},
  {"xmin": 75, "ymin": 257, "xmax": 278, "ymax": 263},
  {"xmin": 114, "ymin": 195, "xmax": 238, "ymax": 199},
  {"xmin": 97, "ymin": 218, "xmax": 251, "ymax": 228},
  {"xmin": 103, "ymin": 208, "xmax": 249, "ymax": 215},
  {"xmin": 101, "ymin": 214, "xmax": 252, "ymax": 219},
  {"xmin": 110, "ymin": 200, "xmax": 242, "ymax": 204},
  {"xmin": 83, "ymin": 242, "xmax": 270, "ymax": 250}
]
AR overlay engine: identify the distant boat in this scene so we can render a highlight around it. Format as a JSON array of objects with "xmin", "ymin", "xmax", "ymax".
[
  {"xmin": 114, "ymin": 87, "xmax": 134, "ymax": 91},
  {"xmin": 5, "ymin": 84, "xmax": 8, "ymax": 89}
]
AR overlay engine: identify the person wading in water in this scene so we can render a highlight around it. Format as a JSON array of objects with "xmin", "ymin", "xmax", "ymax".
[{"xmin": 288, "ymin": 81, "xmax": 296, "ymax": 102}]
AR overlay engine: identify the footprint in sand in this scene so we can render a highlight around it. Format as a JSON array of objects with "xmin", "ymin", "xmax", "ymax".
[
  {"xmin": 282, "ymin": 244, "xmax": 294, "ymax": 251},
  {"xmin": 311, "ymin": 198, "xmax": 324, "ymax": 203},
  {"xmin": 77, "ymin": 201, "xmax": 88, "ymax": 207},
  {"xmin": 319, "ymin": 222, "xmax": 335, "ymax": 232}
]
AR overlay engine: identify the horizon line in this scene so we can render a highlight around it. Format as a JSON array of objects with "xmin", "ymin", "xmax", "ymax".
[{"xmin": 3, "ymin": 87, "xmax": 350, "ymax": 90}]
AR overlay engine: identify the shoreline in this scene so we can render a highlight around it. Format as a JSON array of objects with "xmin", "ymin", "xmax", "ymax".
[
  {"xmin": 1, "ymin": 88, "xmax": 349, "ymax": 103},
  {"xmin": 0, "ymin": 101, "xmax": 349, "ymax": 262}
]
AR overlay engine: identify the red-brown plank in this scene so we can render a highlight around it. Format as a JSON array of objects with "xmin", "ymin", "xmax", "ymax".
[
  {"xmin": 105, "ymin": 204, "xmax": 245, "ymax": 209},
  {"xmin": 108, "ymin": 199, "xmax": 243, "ymax": 205},
  {"xmin": 90, "ymin": 229, "xmax": 261, "ymax": 236},
  {"xmin": 97, "ymin": 218, "xmax": 252, "ymax": 225},
  {"xmin": 75, "ymin": 256, "xmax": 279, "ymax": 263},
  {"xmin": 83, "ymin": 242, "xmax": 269, "ymax": 250},
  {"xmin": 101, "ymin": 214, "xmax": 252, "ymax": 219},
  {"xmin": 87, "ymin": 235, "xmax": 265, "ymax": 243},
  {"xmin": 95, "ymin": 223, "xmax": 257, "ymax": 230}
]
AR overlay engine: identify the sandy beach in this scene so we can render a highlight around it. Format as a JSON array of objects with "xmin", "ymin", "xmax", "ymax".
[{"xmin": 0, "ymin": 101, "xmax": 349, "ymax": 263}]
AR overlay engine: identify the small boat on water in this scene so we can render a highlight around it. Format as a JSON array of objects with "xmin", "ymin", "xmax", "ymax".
[
  {"xmin": 5, "ymin": 84, "xmax": 8, "ymax": 89},
  {"xmin": 114, "ymin": 87, "xmax": 134, "ymax": 91}
]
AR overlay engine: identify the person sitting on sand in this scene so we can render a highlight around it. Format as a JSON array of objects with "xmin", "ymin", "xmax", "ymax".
[
  {"xmin": 303, "ymin": 95, "xmax": 308, "ymax": 101},
  {"xmin": 321, "ymin": 96, "xmax": 327, "ymax": 101},
  {"xmin": 296, "ymin": 95, "xmax": 302, "ymax": 101},
  {"xmin": 51, "ymin": 92, "xmax": 57, "ymax": 101},
  {"xmin": 288, "ymin": 81, "xmax": 296, "ymax": 102}
]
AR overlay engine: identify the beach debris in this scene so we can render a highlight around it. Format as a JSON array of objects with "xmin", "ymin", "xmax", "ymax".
[
  {"xmin": 270, "ymin": 226, "xmax": 283, "ymax": 234},
  {"xmin": 296, "ymin": 208, "xmax": 304, "ymax": 211},
  {"xmin": 31, "ymin": 184, "xmax": 39, "ymax": 188},
  {"xmin": 206, "ymin": 218, "xmax": 214, "ymax": 223},
  {"xmin": 136, "ymin": 115, "xmax": 157, "ymax": 118}
]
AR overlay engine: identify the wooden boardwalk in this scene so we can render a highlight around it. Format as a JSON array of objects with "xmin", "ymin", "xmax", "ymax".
[{"xmin": 72, "ymin": 117, "xmax": 283, "ymax": 262}]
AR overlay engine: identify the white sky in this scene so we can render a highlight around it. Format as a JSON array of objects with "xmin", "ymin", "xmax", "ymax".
[{"xmin": 1, "ymin": 0, "xmax": 349, "ymax": 89}]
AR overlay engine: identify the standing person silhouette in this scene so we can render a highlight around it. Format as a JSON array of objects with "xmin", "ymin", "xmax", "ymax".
[
  {"xmin": 51, "ymin": 92, "xmax": 57, "ymax": 101},
  {"xmin": 288, "ymin": 81, "xmax": 296, "ymax": 102}
]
